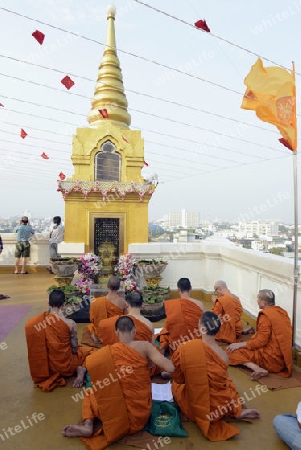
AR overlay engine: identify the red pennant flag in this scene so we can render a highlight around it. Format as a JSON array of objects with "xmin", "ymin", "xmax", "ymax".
[
  {"xmin": 32, "ymin": 30, "xmax": 45, "ymax": 45},
  {"xmin": 122, "ymin": 135, "xmax": 128, "ymax": 143},
  {"xmin": 99, "ymin": 109, "xmax": 109, "ymax": 118},
  {"xmin": 61, "ymin": 75, "xmax": 75, "ymax": 90},
  {"xmin": 279, "ymin": 138, "xmax": 294, "ymax": 152},
  {"xmin": 20, "ymin": 129, "xmax": 27, "ymax": 139},
  {"xmin": 58, "ymin": 172, "xmax": 66, "ymax": 180},
  {"xmin": 41, "ymin": 152, "xmax": 49, "ymax": 159},
  {"xmin": 143, "ymin": 160, "xmax": 149, "ymax": 167},
  {"xmin": 0, "ymin": 103, "xmax": 4, "ymax": 107},
  {"xmin": 194, "ymin": 20, "xmax": 210, "ymax": 32}
]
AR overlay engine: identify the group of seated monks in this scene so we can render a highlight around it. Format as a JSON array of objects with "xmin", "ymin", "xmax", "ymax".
[{"xmin": 25, "ymin": 275, "xmax": 293, "ymax": 448}]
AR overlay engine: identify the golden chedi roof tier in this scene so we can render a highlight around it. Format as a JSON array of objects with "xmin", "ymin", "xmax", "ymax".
[{"xmin": 87, "ymin": 4, "xmax": 131, "ymax": 129}]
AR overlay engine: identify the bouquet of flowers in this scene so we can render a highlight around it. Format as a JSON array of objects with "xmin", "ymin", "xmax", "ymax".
[
  {"xmin": 77, "ymin": 253, "xmax": 102, "ymax": 279},
  {"xmin": 116, "ymin": 253, "xmax": 137, "ymax": 281},
  {"xmin": 75, "ymin": 253, "xmax": 102, "ymax": 295},
  {"xmin": 115, "ymin": 254, "xmax": 139, "ymax": 293},
  {"xmin": 74, "ymin": 277, "xmax": 94, "ymax": 295},
  {"xmin": 123, "ymin": 279, "xmax": 140, "ymax": 294}
]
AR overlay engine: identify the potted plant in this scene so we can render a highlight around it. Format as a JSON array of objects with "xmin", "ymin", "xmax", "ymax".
[
  {"xmin": 47, "ymin": 284, "xmax": 91, "ymax": 323},
  {"xmin": 140, "ymin": 285, "xmax": 170, "ymax": 321},
  {"xmin": 50, "ymin": 257, "xmax": 78, "ymax": 278},
  {"xmin": 136, "ymin": 258, "xmax": 168, "ymax": 287}
]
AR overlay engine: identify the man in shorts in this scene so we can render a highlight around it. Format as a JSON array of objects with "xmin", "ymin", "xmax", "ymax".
[{"xmin": 14, "ymin": 216, "xmax": 34, "ymax": 274}]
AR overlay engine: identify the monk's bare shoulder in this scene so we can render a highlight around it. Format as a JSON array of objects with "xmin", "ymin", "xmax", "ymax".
[
  {"xmin": 128, "ymin": 340, "xmax": 152, "ymax": 358},
  {"xmin": 188, "ymin": 297, "xmax": 205, "ymax": 311},
  {"xmin": 131, "ymin": 314, "xmax": 154, "ymax": 332},
  {"xmin": 207, "ymin": 341, "xmax": 229, "ymax": 365}
]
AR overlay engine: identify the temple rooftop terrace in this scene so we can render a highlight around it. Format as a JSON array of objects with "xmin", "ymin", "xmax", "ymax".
[{"xmin": 0, "ymin": 235, "xmax": 301, "ymax": 449}]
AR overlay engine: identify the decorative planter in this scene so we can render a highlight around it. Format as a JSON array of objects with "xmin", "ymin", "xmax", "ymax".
[
  {"xmin": 137, "ymin": 261, "xmax": 168, "ymax": 287},
  {"xmin": 140, "ymin": 286, "xmax": 169, "ymax": 322},
  {"xmin": 50, "ymin": 258, "xmax": 78, "ymax": 286},
  {"xmin": 140, "ymin": 302, "xmax": 166, "ymax": 322}
]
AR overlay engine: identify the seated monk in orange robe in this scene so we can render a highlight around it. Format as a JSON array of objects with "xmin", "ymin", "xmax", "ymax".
[
  {"xmin": 212, "ymin": 280, "xmax": 243, "ymax": 343},
  {"xmin": 97, "ymin": 291, "xmax": 154, "ymax": 346},
  {"xmin": 171, "ymin": 311, "xmax": 260, "ymax": 442},
  {"xmin": 25, "ymin": 289, "xmax": 93, "ymax": 392},
  {"xmin": 227, "ymin": 289, "xmax": 293, "ymax": 380},
  {"xmin": 62, "ymin": 316, "xmax": 174, "ymax": 449},
  {"xmin": 86, "ymin": 276, "xmax": 128, "ymax": 344},
  {"xmin": 158, "ymin": 277, "xmax": 205, "ymax": 354}
]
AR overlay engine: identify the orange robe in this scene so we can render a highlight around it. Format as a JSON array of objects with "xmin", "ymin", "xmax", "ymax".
[
  {"xmin": 97, "ymin": 315, "xmax": 153, "ymax": 346},
  {"xmin": 158, "ymin": 298, "xmax": 203, "ymax": 354},
  {"xmin": 172, "ymin": 339, "xmax": 241, "ymax": 441},
  {"xmin": 87, "ymin": 296, "xmax": 124, "ymax": 338},
  {"xmin": 25, "ymin": 312, "xmax": 93, "ymax": 392},
  {"xmin": 229, "ymin": 306, "xmax": 292, "ymax": 377},
  {"xmin": 81, "ymin": 343, "xmax": 152, "ymax": 450},
  {"xmin": 212, "ymin": 295, "xmax": 243, "ymax": 343}
]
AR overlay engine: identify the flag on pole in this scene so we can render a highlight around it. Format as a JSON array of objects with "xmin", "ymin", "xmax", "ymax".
[{"xmin": 241, "ymin": 58, "xmax": 297, "ymax": 151}]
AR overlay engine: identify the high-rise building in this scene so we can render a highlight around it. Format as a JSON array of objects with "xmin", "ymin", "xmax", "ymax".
[{"xmin": 168, "ymin": 209, "xmax": 199, "ymax": 228}]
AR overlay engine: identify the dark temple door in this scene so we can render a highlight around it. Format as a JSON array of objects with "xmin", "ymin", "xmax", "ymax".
[{"xmin": 94, "ymin": 218, "xmax": 120, "ymax": 257}]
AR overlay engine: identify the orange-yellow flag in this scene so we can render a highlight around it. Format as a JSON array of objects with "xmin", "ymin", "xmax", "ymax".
[{"xmin": 241, "ymin": 58, "xmax": 297, "ymax": 151}]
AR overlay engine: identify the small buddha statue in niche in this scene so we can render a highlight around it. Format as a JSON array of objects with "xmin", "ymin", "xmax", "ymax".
[{"xmin": 98, "ymin": 241, "xmax": 116, "ymax": 275}]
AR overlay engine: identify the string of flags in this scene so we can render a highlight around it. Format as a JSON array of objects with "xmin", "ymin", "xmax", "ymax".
[{"xmin": 1, "ymin": 8, "xmax": 297, "ymax": 198}]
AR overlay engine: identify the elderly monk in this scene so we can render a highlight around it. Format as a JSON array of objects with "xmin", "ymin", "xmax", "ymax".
[
  {"xmin": 171, "ymin": 312, "xmax": 260, "ymax": 442},
  {"xmin": 62, "ymin": 316, "xmax": 174, "ymax": 449},
  {"xmin": 227, "ymin": 289, "xmax": 292, "ymax": 380},
  {"xmin": 97, "ymin": 291, "xmax": 154, "ymax": 346},
  {"xmin": 212, "ymin": 280, "xmax": 243, "ymax": 343},
  {"xmin": 158, "ymin": 277, "xmax": 205, "ymax": 354},
  {"xmin": 87, "ymin": 276, "xmax": 128, "ymax": 344},
  {"xmin": 25, "ymin": 289, "xmax": 93, "ymax": 392}
]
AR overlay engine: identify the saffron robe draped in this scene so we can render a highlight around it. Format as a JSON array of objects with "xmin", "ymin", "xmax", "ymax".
[
  {"xmin": 212, "ymin": 295, "xmax": 243, "ymax": 343},
  {"xmin": 87, "ymin": 296, "xmax": 124, "ymax": 338},
  {"xmin": 158, "ymin": 298, "xmax": 203, "ymax": 354},
  {"xmin": 25, "ymin": 312, "xmax": 93, "ymax": 392},
  {"xmin": 172, "ymin": 340, "xmax": 242, "ymax": 441},
  {"xmin": 81, "ymin": 343, "xmax": 152, "ymax": 450},
  {"xmin": 97, "ymin": 315, "xmax": 153, "ymax": 346},
  {"xmin": 229, "ymin": 306, "xmax": 292, "ymax": 377}
]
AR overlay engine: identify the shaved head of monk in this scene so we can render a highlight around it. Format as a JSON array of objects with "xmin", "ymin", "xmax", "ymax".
[
  {"xmin": 177, "ymin": 278, "xmax": 192, "ymax": 292},
  {"xmin": 115, "ymin": 315, "xmax": 135, "ymax": 333},
  {"xmin": 49, "ymin": 289, "xmax": 65, "ymax": 308},
  {"xmin": 258, "ymin": 289, "xmax": 275, "ymax": 306},
  {"xmin": 200, "ymin": 311, "xmax": 221, "ymax": 336},
  {"xmin": 107, "ymin": 276, "xmax": 121, "ymax": 291},
  {"xmin": 126, "ymin": 292, "xmax": 143, "ymax": 308}
]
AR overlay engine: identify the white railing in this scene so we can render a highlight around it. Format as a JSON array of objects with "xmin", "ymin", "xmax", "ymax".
[
  {"xmin": 129, "ymin": 236, "xmax": 301, "ymax": 347},
  {"xmin": 1, "ymin": 233, "xmax": 300, "ymax": 346}
]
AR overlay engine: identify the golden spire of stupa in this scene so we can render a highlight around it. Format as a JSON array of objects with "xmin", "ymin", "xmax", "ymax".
[{"xmin": 87, "ymin": 4, "xmax": 131, "ymax": 128}]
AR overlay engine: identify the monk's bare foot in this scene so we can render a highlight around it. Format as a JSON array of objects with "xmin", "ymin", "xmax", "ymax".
[
  {"xmin": 62, "ymin": 423, "xmax": 93, "ymax": 438},
  {"xmin": 237, "ymin": 408, "xmax": 260, "ymax": 419},
  {"xmin": 242, "ymin": 327, "xmax": 255, "ymax": 335},
  {"xmin": 251, "ymin": 368, "xmax": 268, "ymax": 380},
  {"xmin": 73, "ymin": 366, "xmax": 86, "ymax": 388}
]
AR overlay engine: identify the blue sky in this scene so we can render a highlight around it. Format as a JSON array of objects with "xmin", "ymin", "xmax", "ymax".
[{"xmin": 0, "ymin": 0, "xmax": 301, "ymax": 222}]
